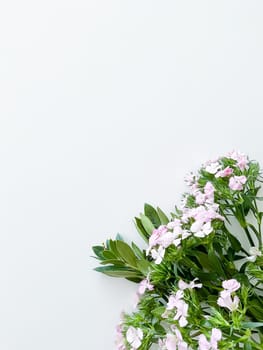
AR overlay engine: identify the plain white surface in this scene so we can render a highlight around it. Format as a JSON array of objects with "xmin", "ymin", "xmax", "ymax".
[{"xmin": 1, "ymin": 1, "xmax": 263, "ymax": 349}]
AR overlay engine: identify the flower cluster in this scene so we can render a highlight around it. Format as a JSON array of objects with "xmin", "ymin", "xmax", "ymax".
[{"xmin": 93, "ymin": 151, "xmax": 263, "ymax": 349}]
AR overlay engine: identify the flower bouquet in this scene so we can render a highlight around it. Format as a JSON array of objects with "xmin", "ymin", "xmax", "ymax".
[{"xmin": 92, "ymin": 151, "xmax": 263, "ymax": 349}]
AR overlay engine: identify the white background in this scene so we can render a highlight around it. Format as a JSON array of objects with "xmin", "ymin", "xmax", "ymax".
[{"xmin": 0, "ymin": 1, "xmax": 263, "ymax": 349}]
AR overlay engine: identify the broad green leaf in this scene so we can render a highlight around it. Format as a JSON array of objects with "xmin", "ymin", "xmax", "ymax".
[
  {"xmin": 100, "ymin": 259, "xmax": 125, "ymax": 266},
  {"xmin": 157, "ymin": 207, "xmax": 169, "ymax": 224},
  {"xmin": 102, "ymin": 250, "xmax": 116, "ymax": 260},
  {"xmin": 144, "ymin": 203, "xmax": 161, "ymax": 228},
  {"xmin": 140, "ymin": 214, "xmax": 155, "ymax": 235},
  {"xmin": 94, "ymin": 266, "xmax": 141, "ymax": 278},
  {"xmin": 109, "ymin": 240, "xmax": 120, "ymax": 258},
  {"xmin": 116, "ymin": 240, "xmax": 137, "ymax": 267},
  {"xmin": 194, "ymin": 251, "xmax": 213, "ymax": 270},
  {"xmin": 131, "ymin": 242, "xmax": 144, "ymax": 259},
  {"xmin": 137, "ymin": 259, "xmax": 151, "ymax": 274},
  {"xmin": 134, "ymin": 217, "xmax": 150, "ymax": 242},
  {"xmin": 92, "ymin": 245, "xmax": 104, "ymax": 259},
  {"xmin": 226, "ymin": 231, "xmax": 242, "ymax": 252},
  {"xmin": 208, "ymin": 250, "xmax": 226, "ymax": 277}
]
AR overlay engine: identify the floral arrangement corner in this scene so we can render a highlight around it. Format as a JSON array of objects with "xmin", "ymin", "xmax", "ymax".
[{"xmin": 92, "ymin": 150, "xmax": 263, "ymax": 350}]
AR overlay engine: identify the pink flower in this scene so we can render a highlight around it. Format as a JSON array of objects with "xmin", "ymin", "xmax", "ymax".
[
  {"xmin": 215, "ymin": 166, "xmax": 233, "ymax": 178},
  {"xmin": 149, "ymin": 226, "xmax": 168, "ymax": 248},
  {"xmin": 126, "ymin": 327, "xmax": 143, "ymax": 349},
  {"xmin": 166, "ymin": 290, "xmax": 184, "ymax": 310},
  {"xmin": 138, "ymin": 277, "xmax": 154, "ymax": 295},
  {"xmin": 184, "ymin": 173, "xmax": 196, "ymax": 186},
  {"xmin": 115, "ymin": 324, "xmax": 126, "ymax": 350},
  {"xmin": 195, "ymin": 192, "xmax": 206, "ymax": 205},
  {"xmin": 166, "ymin": 329, "xmax": 188, "ymax": 350},
  {"xmin": 198, "ymin": 328, "xmax": 222, "ymax": 350},
  {"xmin": 222, "ymin": 279, "xmax": 240, "ymax": 293},
  {"xmin": 163, "ymin": 290, "xmax": 189, "ymax": 327},
  {"xmin": 159, "ymin": 231, "xmax": 177, "ymax": 248},
  {"xmin": 227, "ymin": 150, "xmax": 248, "ymax": 170},
  {"xmin": 151, "ymin": 246, "xmax": 165, "ymax": 264},
  {"xmin": 217, "ymin": 279, "xmax": 240, "ymax": 311},
  {"xmin": 229, "ymin": 175, "xmax": 247, "ymax": 191},
  {"xmin": 204, "ymin": 182, "xmax": 215, "ymax": 203},
  {"xmin": 178, "ymin": 278, "xmax": 202, "ymax": 290},
  {"xmin": 174, "ymin": 300, "xmax": 189, "ymax": 327},
  {"xmin": 217, "ymin": 294, "xmax": 240, "ymax": 311}
]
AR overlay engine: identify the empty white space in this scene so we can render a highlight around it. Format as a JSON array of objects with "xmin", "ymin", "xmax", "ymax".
[{"xmin": 0, "ymin": 1, "xmax": 263, "ymax": 349}]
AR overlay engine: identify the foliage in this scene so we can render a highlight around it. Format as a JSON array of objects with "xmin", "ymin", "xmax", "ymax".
[{"xmin": 92, "ymin": 151, "xmax": 263, "ymax": 349}]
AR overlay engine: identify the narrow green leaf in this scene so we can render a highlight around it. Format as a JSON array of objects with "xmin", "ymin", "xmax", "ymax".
[
  {"xmin": 144, "ymin": 203, "xmax": 161, "ymax": 228},
  {"xmin": 116, "ymin": 233, "xmax": 124, "ymax": 241},
  {"xmin": 241, "ymin": 322, "xmax": 263, "ymax": 329},
  {"xmin": 244, "ymin": 343, "xmax": 252, "ymax": 350}
]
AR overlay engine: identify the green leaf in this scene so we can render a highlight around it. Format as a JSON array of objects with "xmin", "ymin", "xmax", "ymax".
[
  {"xmin": 244, "ymin": 343, "xmax": 252, "ymax": 350},
  {"xmin": 241, "ymin": 322, "xmax": 263, "ymax": 329},
  {"xmin": 109, "ymin": 240, "xmax": 120, "ymax": 258},
  {"xmin": 92, "ymin": 245, "xmax": 104, "ymax": 259},
  {"xmin": 144, "ymin": 203, "xmax": 161, "ymax": 228},
  {"xmin": 208, "ymin": 250, "xmax": 226, "ymax": 277},
  {"xmin": 100, "ymin": 259, "xmax": 125, "ymax": 266},
  {"xmin": 226, "ymin": 231, "xmax": 242, "ymax": 252},
  {"xmin": 134, "ymin": 217, "xmax": 150, "ymax": 242},
  {"xmin": 131, "ymin": 242, "xmax": 144, "ymax": 259},
  {"xmin": 151, "ymin": 306, "xmax": 166, "ymax": 318},
  {"xmin": 94, "ymin": 266, "xmax": 141, "ymax": 278},
  {"xmin": 247, "ymin": 299, "xmax": 263, "ymax": 320},
  {"xmin": 137, "ymin": 259, "xmax": 151, "ymax": 274},
  {"xmin": 116, "ymin": 240, "xmax": 137, "ymax": 267},
  {"xmin": 157, "ymin": 207, "xmax": 169, "ymax": 224},
  {"xmin": 194, "ymin": 251, "xmax": 213, "ymax": 270},
  {"xmin": 140, "ymin": 214, "xmax": 155, "ymax": 235},
  {"xmin": 116, "ymin": 233, "xmax": 124, "ymax": 241},
  {"xmin": 102, "ymin": 250, "xmax": 116, "ymax": 260}
]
